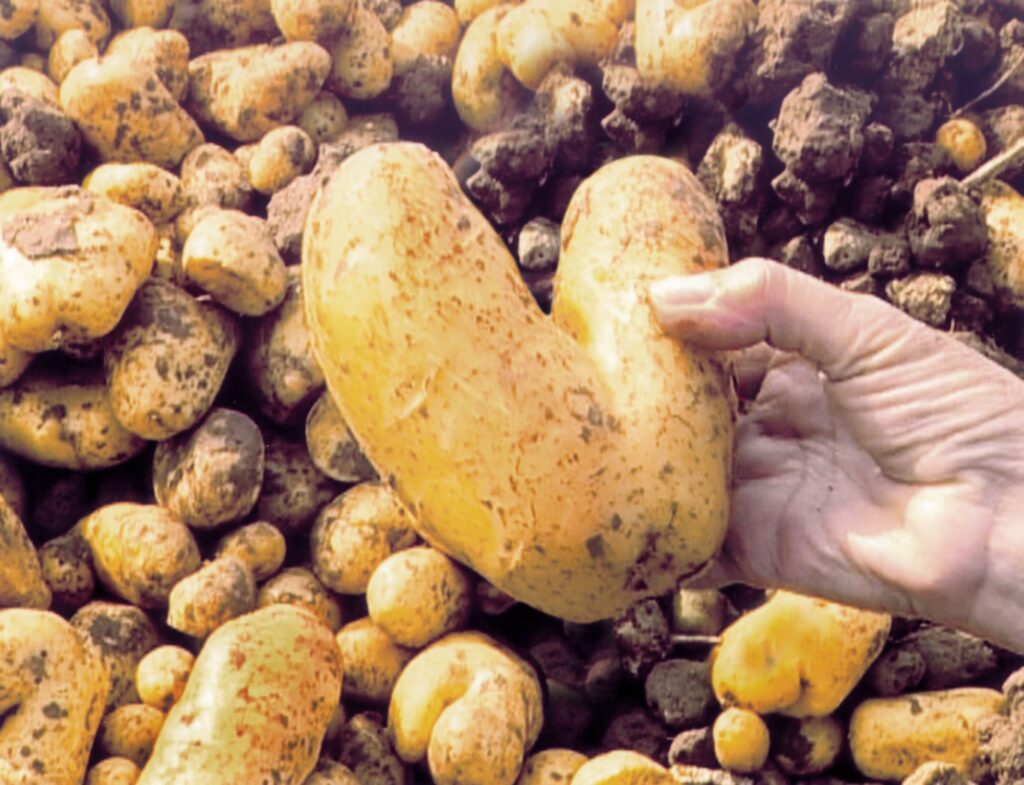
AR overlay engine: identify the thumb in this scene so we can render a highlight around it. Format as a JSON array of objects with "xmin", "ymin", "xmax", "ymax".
[{"xmin": 650, "ymin": 257, "xmax": 918, "ymax": 380}]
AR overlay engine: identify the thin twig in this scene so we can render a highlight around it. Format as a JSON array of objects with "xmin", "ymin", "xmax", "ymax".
[
  {"xmin": 962, "ymin": 135, "xmax": 1024, "ymax": 189},
  {"xmin": 670, "ymin": 634, "xmax": 721, "ymax": 648},
  {"xmin": 952, "ymin": 49, "xmax": 1024, "ymax": 119}
]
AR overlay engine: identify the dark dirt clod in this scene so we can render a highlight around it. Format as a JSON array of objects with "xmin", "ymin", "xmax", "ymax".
[
  {"xmin": 907, "ymin": 177, "xmax": 989, "ymax": 269},
  {"xmin": 645, "ymin": 659, "xmax": 716, "ymax": 730},
  {"xmin": 602, "ymin": 64, "xmax": 686, "ymax": 124},
  {"xmin": 613, "ymin": 599, "xmax": 672, "ymax": 680},
  {"xmin": 668, "ymin": 727, "xmax": 717, "ymax": 768},
  {"xmin": 390, "ymin": 54, "xmax": 451, "ymax": 128},
  {"xmin": 601, "ymin": 706, "xmax": 670, "ymax": 760}
]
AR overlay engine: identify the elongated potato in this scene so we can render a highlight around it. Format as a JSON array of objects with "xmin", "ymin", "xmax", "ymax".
[
  {"xmin": 0, "ymin": 495, "xmax": 50, "ymax": 608},
  {"xmin": 303, "ymin": 142, "xmax": 734, "ymax": 623},
  {"xmin": 136, "ymin": 605, "xmax": 343, "ymax": 785},
  {"xmin": 452, "ymin": 5, "xmax": 527, "ymax": 131}
]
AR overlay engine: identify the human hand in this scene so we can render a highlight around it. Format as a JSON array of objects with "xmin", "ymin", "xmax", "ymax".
[{"xmin": 651, "ymin": 258, "xmax": 1024, "ymax": 652}]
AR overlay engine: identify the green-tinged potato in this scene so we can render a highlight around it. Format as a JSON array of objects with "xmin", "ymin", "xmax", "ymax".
[
  {"xmin": 0, "ymin": 494, "xmax": 51, "ymax": 608},
  {"xmin": 979, "ymin": 180, "xmax": 1024, "ymax": 311},
  {"xmin": 104, "ymin": 280, "xmax": 240, "ymax": 441},
  {"xmin": 392, "ymin": 2, "xmax": 460, "ymax": 74},
  {"xmin": 569, "ymin": 751, "xmax": 672, "ymax": 785},
  {"xmin": 83, "ymin": 164, "xmax": 187, "ymax": 224},
  {"xmin": 712, "ymin": 708, "xmax": 770, "ymax": 774},
  {"xmin": 303, "ymin": 143, "xmax": 735, "ymax": 623},
  {"xmin": 0, "ymin": 325, "xmax": 32, "ymax": 387},
  {"xmin": 367, "ymin": 546, "xmax": 471, "ymax": 648},
  {"xmin": 136, "ymin": 605, "xmax": 343, "ymax": 785},
  {"xmin": 258, "ymin": 566, "xmax": 342, "ymax": 632},
  {"xmin": 187, "ymin": 42, "xmax": 332, "ymax": 142},
  {"xmin": 771, "ymin": 715, "xmax": 844, "ymax": 776},
  {"xmin": 452, "ymin": 6, "xmax": 527, "ymax": 131},
  {"xmin": 166, "ymin": 557, "xmax": 256, "ymax": 638},
  {"xmin": 0, "ymin": 0, "xmax": 37, "ymax": 40},
  {"xmin": 257, "ymin": 431, "xmax": 339, "ymax": 534},
  {"xmin": 299, "ymin": 91, "xmax": 349, "ymax": 144},
  {"xmin": 108, "ymin": 0, "xmax": 176, "ymax": 28},
  {"xmin": 389, "ymin": 632, "xmax": 543, "ymax": 785},
  {"xmin": 34, "ymin": 0, "xmax": 110, "ymax": 48},
  {"xmin": 38, "ymin": 531, "xmax": 95, "ymax": 610},
  {"xmin": 99, "ymin": 704, "xmax": 165, "ymax": 767},
  {"xmin": 0, "ymin": 186, "xmax": 156, "ymax": 353},
  {"xmin": 135, "ymin": 646, "xmax": 195, "ymax": 712},
  {"xmin": 0, "ymin": 451, "xmax": 26, "ymax": 519},
  {"xmin": 71, "ymin": 601, "xmax": 162, "ymax": 711},
  {"xmin": 712, "ymin": 591, "xmax": 891, "ymax": 717},
  {"xmin": 333, "ymin": 713, "xmax": 406, "ymax": 785},
  {"xmin": 249, "ymin": 125, "xmax": 316, "ymax": 195},
  {"xmin": 85, "ymin": 758, "xmax": 142, "ymax": 785},
  {"xmin": 305, "ymin": 391, "xmax": 377, "ymax": 483},
  {"xmin": 61, "ymin": 57, "xmax": 203, "ymax": 167},
  {"xmin": 310, "ymin": 482, "xmax": 416, "ymax": 594},
  {"xmin": 636, "ymin": 0, "xmax": 756, "ymax": 96},
  {"xmin": 849, "ymin": 688, "xmax": 1003, "ymax": 781},
  {"xmin": 271, "ymin": 0, "xmax": 357, "ymax": 44},
  {"xmin": 214, "ymin": 522, "xmax": 287, "ymax": 582},
  {"xmin": 0, "ymin": 361, "xmax": 148, "ymax": 470},
  {"xmin": 0, "ymin": 65, "xmax": 59, "ymax": 104},
  {"xmin": 182, "ymin": 209, "xmax": 289, "ymax": 316},
  {"xmin": 0, "ymin": 609, "xmax": 110, "ymax": 785},
  {"xmin": 244, "ymin": 268, "xmax": 325, "ymax": 425},
  {"xmin": 79, "ymin": 503, "xmax": 201, "ymax": 608},
  {"xmin": 304, "ymin": 759, "xmax": 361, "ymax": 785},
  {"xmin": 328, "ymin": 5, "xmax": 394, "ymax": 100},
  {"xmin": 153, "ymin": 408, "xmax": 264, "ymax": 528},
  {"xmin": 105, "ymin": 27, "xmax": 190, "ymax": 102},
  {"xmin": 47, "ymin": 29, "xmax": 98, "ymax": 84},
  {"xmin": 335, "ymin": 617, "xmax": 415, "ymax": 704},
  {"xmin": 517, "ymin": 749, "xmax": 589, "ymax": 785}
]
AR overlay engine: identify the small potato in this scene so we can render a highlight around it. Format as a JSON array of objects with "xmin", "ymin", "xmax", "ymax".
[
  {"xmin": 99, "ymin": 703, "xmax": 165, "ymax": 767},
  {"xmin": 367, "ymin": 546, "xmax": 472, "ymax": 649},
  {"xmin": 86, "ymin": 758, "xmax": 142, "ymax": 785},
  {"xmin": 60, "ymin": 56, "xmax": 203, "ymax": 167},
  {"xmin": 979, "ymin": 180, "xmax": 1024, "ymax": 311},
  {"xmin": 137, "ymin": 606, "xmax": 343, "ymax": 785},
  {"xmin": 182, "ymin": 209, "xmax": 289, "ymax": 316},
  {"xmin": 771, "ymin": 715, "xmax": 844, "ymax": 776},
  {"xmin": 135, "ymin": 645, "xmax": 195, "ymax": 712},
  {"xmin": 271, "ymin": 0, "xmax": 357, "ymax": 44},
  {"xmin": 517, "ymin": 749, "xmax": 589, "ymax": 785},
  {"xmin": 0, "ymin": 494, "xmax": 50, "ymax": 608},
  {"xmin": 304, "ymin": 759, "xmax": 361, "ymax": 785},
  {"xmin": 105, "ymin": 27, "xmax": 191, "ymax": 103},
  {"xmin": 328, "ymin": 5, "xmax": 394, "ymax": 100},
  {"xmin": 569, "ymin": 751, "xmax": 672, "ymax": 785},
  {"xmin": 249, "ymin": 125, "xmax": 317, "ymax": 194},
  {"xmin": 34, "ymin": 0, "xmax": 111, "ymax": 48},
  {"xmin": 391, "ymin": 1, "xmax": 461, "ymax": 74},
  {"xmin": 335, "ymin": 617, "xmax": 415, "ymax": 704},
  {"xmin": 104, "ymin": 281, "xmax": 240, "ymax": 441},
  {"xmin": 0, "ymin": 450, "xmax": 26, "ymax": 519},
  {"xmin": 305, "ymin": 391, "xmax": 377, "ymax": 483},
  {"xmin": 244, "ymin": 267, "xmax": 325, "ymax": 424},
  {"xmin": 188, "ymin": 42, "xmax": 332, "ymax": 142},
  {"xmin": 47, "ymin": 29, "xmax": 99, "ymax": 84},
  {"xmin": 849, "ymin": 688, "xmax": 1003, "ymax": 781},
  {"xmin": 166, "ymin": 556, "xmax": 257, "ymax": 638},
  {"xmin": 0, "ymin": 0, "xmax": 37, "ymax": 40},
  {"xmin": 0, "ymin": 186, "xmax": 156, "ymax": 353},
  {"xmin": 0, "ymin": 609, "xmax": 111, "ymax": 785},
  {"xmin": 452, "ymin": 5, "xmax": 527, "ymax": 131},
  {"xmin": 38, "ymin": 530, "xmax": 95, "ymax": 610},
  {"xmin": 83, "ymin": 163, "xmax": 187, "ymax": 224},
  {"xmin": 107, "ymin": 0, "xmax": 176, "ymax": 28},
  {"xmin": 712, "ymin": 708, "xmax": 770, "ymax": 774},
  {"xmin": 0, "ymin": 361, "xmax": 148, "ymax": 470},
  {"xmin": 310, "ymin": 482, "xmax": 416, "ymax": 594},
  {"xmin": 333, "ymin": 712, "xmax": 407, "ymax": 785},
  {"xmin": 257, "ymin": 431, "xmax": 340, "ymax": 534},
  {"xmin": 258, "ymin": 567, "xmax": 343, "ymax": 632},
  {"xmin": 153, "ymin": 408, "xmax": 265, "ymax": 528},
  {"xmin": 299, "ymin": 91, "xmax": 349, "ymax": 144},
  {"xmin": 215, "ymin": 522, "xmax": 287, "ymax": 582},
  {"xmin": 936, "ymin": 117, "xmax": 987, "ymax": 173},
  {"xmin": 180, "ymin": 142, "xmax": 254, "ymax": 213},
  {"xmin": 0, "ymin": 65, "xmax": 59, "ymax": 104},
  {"xmin": 78, "ymin": 503, "xmax": 201, "ymax": 608}
]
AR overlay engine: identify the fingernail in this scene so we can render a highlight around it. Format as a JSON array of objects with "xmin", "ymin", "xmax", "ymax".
[{"xmin": 650, "ymin": 275, "xmax": 715, "ymax": 308}]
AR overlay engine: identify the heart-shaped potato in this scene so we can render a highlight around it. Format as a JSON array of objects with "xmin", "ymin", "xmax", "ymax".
[{"xmin": 303, "ymin": 142, "xmax": 734, "ymax": 622}]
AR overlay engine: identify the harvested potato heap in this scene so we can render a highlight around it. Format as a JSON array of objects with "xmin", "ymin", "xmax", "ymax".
[{"xmin": 2, "ymin": 0, "xmax": 1024, "ymax": 784}]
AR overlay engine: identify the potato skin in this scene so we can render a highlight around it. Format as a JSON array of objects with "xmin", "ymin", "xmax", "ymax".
[
  {"xmin": 305, "ymin": 391, "xmax": 377, "ymax": 483},
  {"xmin": 136, "ymin": 605, "xmax": 343, "ymax": 785},
  {"xmin": 257, "ymin": 567, "xmax": 343, "ymax": 633},
  {"xmin": 303, "ymin": 142, "xmax": 735, "ymax": 623},
  {"xmin": 569, "ymin": 751, "xmax": 673, "ymax": 785},
  {"xmin": 335, "ymin": 617, "xmax": 415, "ymax": 704},
  {"xmin": 0, "ymin": 494, "xmax": 51, "ymax": 608},
  {"xmin": 135, "ymin": 645, "xmax": 195, "ymax": 711}
]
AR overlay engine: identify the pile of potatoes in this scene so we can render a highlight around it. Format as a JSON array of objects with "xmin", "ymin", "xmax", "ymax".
[{"xmin": 2, "ymin": 1, "xmax": 1023, "ymax": 785}]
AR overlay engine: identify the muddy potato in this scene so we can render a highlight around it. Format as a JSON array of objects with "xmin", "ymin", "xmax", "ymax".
[
  {"xmin": 0, "ymin": 361, "xmax": 148, "ymax": 470},
  {"xmin": 979, "ymin": 180, "xmax": 1024, "ymax": 311},
  {"xmin": 0, "ymin": 65, "xmax": 59, "ymax": 104},
  {"xmin": 0, "ymin": 494, "xmax": 50, "ymax": 608},
  {"xmin": 188, "ymin": 42, "xmax": 332, "ymax": 142},
  {"xmin": 47, "ymin": 29, "xmax": 98, "ymax": 84},
  {"xmin": 99, "ymin": 703, "xmax": 165, "ymax": 767},
  {"xmin": 389, "ymin": 632, "xmax": 544, "ymax": 785},
  {"xmin": 182, "ymin": 209, "xmax": 289, "ymax": 316},
  {"xmin": 570, "ymin": 751, "xmax": 672, "ymax": 785},
  {"xmin": 258, "ymin": 566, "xmax": 343, "ymax": 632},
  {"xmin": 391, "ymin": 1, "xmax": 460, "ymax": 74},
  {"xmin": 335, "ymin": 617, "xmax": 415, "ymax": 704},
  {"xmin": 153, "ymin": 408, "xmax": 264, "ymax": 528},
  {"xmin": 135, "ymin": 645, "xmax": 195, "ymax": 712},
  {"xmin": 310, "ymin": 482, "xmax": 416, "ymax": 594},
  {"xmin": 304, "ymin": 144, "xmax": 735, "ymax": 623},
  {"xmin": 711, "ymin": 591, "xmax": 891, "ymax": 717},
  {"xmin": 168, "ymin": 0, "xmax": 277, "ymax": 56},
  {"xmin": 771, "ymin": 715, "xmax": 844, "ymax": 776},
  {"xmin": 333, "ymin": 712, "xmax": 407, "ymax": 785},
  {"xmin": 271, "ymin": 0, "xmax": 357, "ymax": 44},
  {"xmin": 105, "ymin": 27, "xmax": 190, "ymax": 103},
  {"xmin": 214, "ymin": 522, "xmax": 287, "ymax": 582},
  {"xmin": 305, "ymin": 391, "xmax": 377, "ymax": 483},
  {"xmin": 299, "ymin": 91, "xmax": 349, "ymax": 143},
  {"xmin": 452, "ymin": 6, "xmax": 527, "ymax": 131},
  {"xmin": 34, "ymin": 0, "xmax": 110, "ymax": 48},
  {"xmin": 244, "ymin": 268, "xmax": 325, "ymax": 425},
  {"xmin": 712, "ymin": 708, "xmax": 770, "ymax": 774},
  {"xmin": 38, "ymin": 530, "xmax": 94, "ymax": 610},
  {"xmin": 180, "ymin": 142, "xmax": 254, "ymax": 215},
  {"xmin": 517, "ymin": 749, "xmax": 589, "ymax": 785},
  {"xmin": 86, "ymin": 758, "xmax": 142, "ymax": 785},
  {"xmin": 83, "ymin": 164, "xmax": 187, "ymax": 225},
  {"xmin": 105, "ymin": 281, "xmax": 240, "ymax": 441},
  {"xmin": 367, "ymin": 546, "xmax": 472, "ymax": 648},
  {"xmin": 79, "ymin": 503, "xmax": 201, "ymax": 608},
  {"xmin": 304, "ymin": 759, "xmax": 362, "ymax": 785},
  {"xmin": 0, "ymin": 0, "xmax": 37, "ymax": 40},
  {"xmin": 257, "ymin": 431, "xmax": 340, "ymax": 534},
  {"xmin": 249, "ymin": 125, "xmax": 317, "ymax": 195},
  {"xmin": 167, "ymin": 556, "xmax": 257, "ymax": 638},
  {"xmin": 849, "ymin": 688, "xmax": 1003, "ymax": 781},
  {"xmin": 0, "ymin": 186, "xmax": 156, "ymax": 353},
  {"xmin": 0, "ymin": 609, "xmax": 110, "ymax": 785},
  {"xmin": 0, "ymin": 450, "xmax": 26, "ymax": 518},
  {"xmin": 108, "ymin": 0, "xmax": 176, "ymax": 28},
  {"xmin": 328, "ymin": 4, "xmax": 394, "ymax": 100}
]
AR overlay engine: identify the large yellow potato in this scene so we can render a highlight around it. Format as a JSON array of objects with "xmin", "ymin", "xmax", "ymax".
[{"xmin": 303, "ymin": 142, "xmax": 734, "ymax": 623}]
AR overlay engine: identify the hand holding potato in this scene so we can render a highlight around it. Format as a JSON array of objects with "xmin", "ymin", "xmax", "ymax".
[{"xmin": 652, "ymin": 258, "xmax": 1024, "ymax": 653}]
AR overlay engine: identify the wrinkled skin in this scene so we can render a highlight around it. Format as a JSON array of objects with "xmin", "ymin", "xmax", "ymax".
[{"xmin": 652, "ymin": 258, "xmax": 1024, "ymax": 653}]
